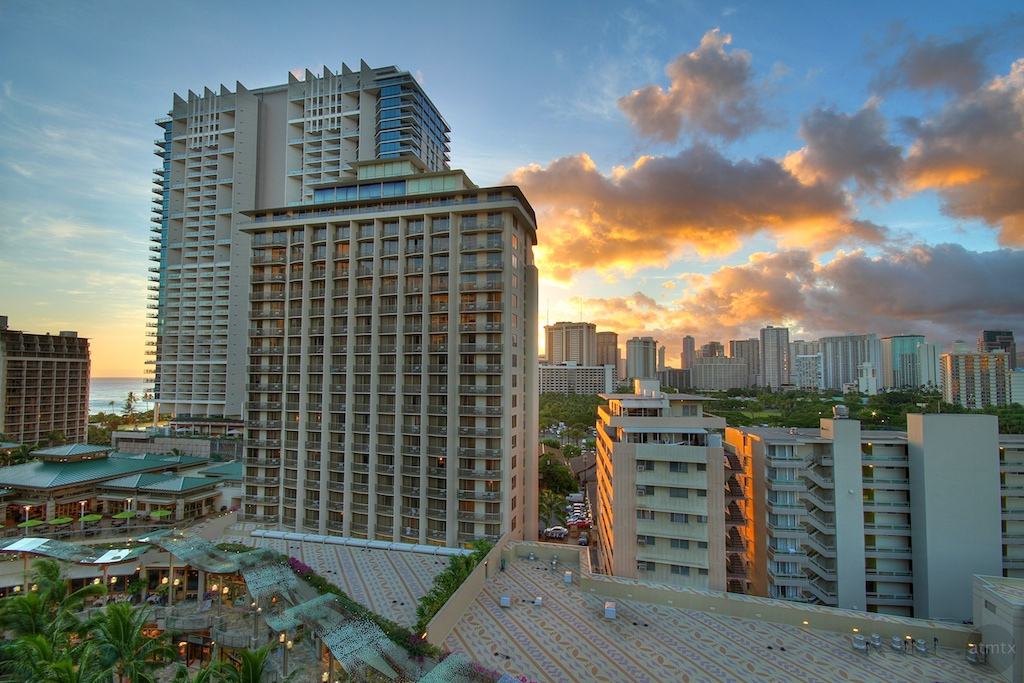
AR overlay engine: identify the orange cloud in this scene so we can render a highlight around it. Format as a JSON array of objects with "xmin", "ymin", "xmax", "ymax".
[
  {"xmin": 569, "ymin": 244, "xmax": 1024, "ymax": 350},
  {"xmin": 904, "ymin": 59, "xmax": 1024, "ymax": 245},
  {"xmin": 508, "ymin": 147, "xmax": 886, "ymax": 284}
]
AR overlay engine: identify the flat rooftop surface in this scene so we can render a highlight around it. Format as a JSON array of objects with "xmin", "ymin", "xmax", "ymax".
[
  {"xmin": 221, "ymin": 525, "xmax": 448, "ymax": 627},
  {"xmin": 444, "ymin": 556, "xmax": 1005, "ymax": 683}
]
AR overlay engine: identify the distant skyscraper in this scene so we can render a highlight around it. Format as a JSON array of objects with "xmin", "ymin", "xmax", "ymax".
[
  {"xmin": 793, "ymin": 354, "xmax": 824, "ymax": 391},
  {"xmin": 881, "ymin": 335, "xmax": 925, "ymax": 389},
  {"xmin": 941, "ymin": 350, "xmax": 1011, "ymax": 408},
  {"xmin": 691, "ymin": 356, "xmax": 748, "ymax": 391},
  {"xmin": 657, "ymin": 345, "xmax": 666, "ymax": 371},
  {"xmin": 596, "ymin": 331, "xmax": 618, "ymax": 366},
  {"xmin": 917, "ymin": 342, "xmax": 943, "ymax": 389},
  {"xmin": 698, "ymin": 341, "xmax": 725, "ymax": 358},
  {"xmin": 759, "ymin": 326, "xmax": 790, "ymax": 389},
  {"xmin": 979, "ymin": 330, "xmax": 1017, "ymax": 369},
  {"xmin": 625, "ymin": 336, "xmax": 658, "ymax": 380},
  {"xmin": 544, "ymin": 322, "xmax": 597, "ymax": 365},
  {"xmin": 820, "ymin": 333, "xmax": 880, "ymax": 391},
  {"xmin": 0, "ymin": 315, "xmax": 90, "ymax": 445},
  {"xmin": 728, "ymin": 339, "xmax": 760, "ymax": 389},
  {"xmin": 681, "ymin": 335, "xmax": 696, "ymax": 370},
  {"xmin": 789, "ymin": 340, "xmax": 820, "ymax": 385}
]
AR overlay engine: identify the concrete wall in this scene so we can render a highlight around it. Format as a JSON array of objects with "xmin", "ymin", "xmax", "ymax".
[
  {"xmin": 908, "ymin": 413, "xmax": 1002, "ymax": 621},
  {"xmin": 825, "ymin": 418, "xmax": 867, "ymax": 610},
  {"xmin": 424, "ymin": 535, "xmax": 513, "ymax": 644}
]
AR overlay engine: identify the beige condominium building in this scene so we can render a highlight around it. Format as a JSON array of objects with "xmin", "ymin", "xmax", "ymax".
[
  {"xmin": 150, "ymin": 62, "xmax": 450, "ymax": 420},
  {"xmin": 239, "ymin": 158, "xmax": 538, "ymax": 546},
  {"xmin": 0, "ymin": 316, "xmax": 90, "ymax": 445},
  {"xmin": 594, "ymin": 380, "xmax": 727, "ymax": 590},
  {"xmin": 725, "ymin": 413, "xmax": 1006, "ymax": 622}
]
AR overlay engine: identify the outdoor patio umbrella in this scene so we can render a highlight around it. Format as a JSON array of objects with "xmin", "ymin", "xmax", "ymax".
[
  {"xmin": 113, "ymin": 510, "xmax": 137, "ymax": 519},
  {"xmin": 17, "ymin": 519, "xmax": 43, "ymax": 528},
  {"xmin": 79, "ymin": 514, "xmax": 103, "ymax": 522},
  {"xmin": 49, "ymin": 517, "xmax": 74, "ymax": 525},
  {"xmin": 150, "ymin": 509, "xmax": 173, "ymax": 518}
]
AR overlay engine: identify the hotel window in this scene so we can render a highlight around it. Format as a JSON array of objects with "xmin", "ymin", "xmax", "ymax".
[
  {"xmin": 669, "ymin": 488, "xmax": 688, "ymax": 498},
  {"xmin": 636, "ymin": 509, "xmax": 655, "ymax": 521},
  {"xmin": 670, "ymin": 513, "xmax": 688, "ymax": 523},
  {"xmin": 670, "ymin": 565, "xmax": 690, "ymax": 576},
  {"xmin": 670, "ymin": 539, "xmax": 689, "ymax": 549},
  {"xmin": 669, "ymin": 462, "xmax": 687, "ymax": 473}
]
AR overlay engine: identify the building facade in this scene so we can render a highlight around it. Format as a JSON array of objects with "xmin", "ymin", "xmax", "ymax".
[
  {"xmin": 594, "ymin": 380, "xmax": 727, "ymax": 590},
  {"xmin": 239, "ymin": 160, "xmax": 538, "ymax": 546},
  {"xmin": 0, "ymin": 316, "xmax": 90, "ymax": 445},
  {"xmin": 150, "ymin": 62, "xmax": 450, "ymax": 420},
  {"xmin": 917, "ymin": 342, "xmax": 942, "ymax": 390},
  {"xmin": 880, "ymin": 335, "xmax": 925, "ymax": 389},
  {"xmin": 544, "ymin": 322, "xmax": 597, "ymax": 366},
  {"xmin": 690, "ymin": 357, "xmax": 749, "ymax": 392},
  {"xmin": 728, "ymin": 338, "xmax": 760, "ymax": 389},
  {"xmin": 539, "ymin": 363, "xmax": 615, "ymax": 395},
  {"xmin": 759, "ymin": 326, "xmax": 790, "ymax": 390},
  {"xmin": 724, "ymin": 414, "xmax": 1003, "ymax": 621},
  {"xmin": 940, "ymin": 350, "xmax": 1011, "ymax": 408},
  {"xmin": 792, "ymin": 354, "xmax": 824, "ymax": 391},
  {"xmin": 979, "ymin": 330, "xmax": 1017, "ymax": 369},
  {"xmin": 625, "ymin": 337, "xmax": 658, "ymax": 381},
  {"xmin": 819, "ymin": 334, "xmax": 880, "ymax": 392},
  {"xmin": 680, "ymin": 335, "xmax": 696, "ymax": 371}
]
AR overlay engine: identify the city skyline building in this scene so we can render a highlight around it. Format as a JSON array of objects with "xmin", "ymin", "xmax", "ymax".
[
  {"xmin": 819, "ymin": 334, "xmax": 881, "ymax": 392},
  {"xmin": 595, "ymin": 331, "xmax": 619, "ymax": 373},
  {"xmin": 150, "ymin": 62, "xmax": 450, "ymax": 420},
  {"xmin": 728, "ymin": 338, "xmax": 760, "ymax": 389},
  {"xmin": 941, "ymin": 350, "xmax": 1012, "ymax": 409},
  {"xmin": 698, "ymin": 341, "xmax": 725, "ymax": 358},
  {"xmin": 880, "ymin": 335, "xmax": 925, "ymax": 389},
  {"xmin": 539, "ymin": 362, "xmax": 616, "ymax": 395},
  {"xmin": 917, "ymin": 341, "xmax": 943, "ymax": 389},
  {"xmin": 979, "ymin": 330, "xmax": 1017, "ymax": 369},
  {"xmin": 792, "ymin": 353, "xmax": 825, "ymax": 391},
  {"xmin": 543, "ymin": 321, "xmax": 597, "ymax": 366},
  {"xmin": 241, "ymin": 158, "xmax": 539, "ymax": 545},
  {"xmin": 680, "ymin": 335, "xmax": 696, "ymax": 371},
  {"xmin": 625, "ymin": 336, "xmax": 658, "ymax": 381},
  {"xmin": 0, "ymin": 315, "xmax": 90, "ymax": 445},
  {"xmin": 690, "ymin": 356, "xmax": 749, "ymax": 392},
  {"xmin": 759, "ymin": 326, "xmax": 790, "ymax": 390}
]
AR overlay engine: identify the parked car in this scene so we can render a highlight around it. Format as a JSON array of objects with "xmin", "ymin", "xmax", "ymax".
[
  {"xmin": 570, "ymin": 520, "xmax": 591, "ymax": 530},
  {"xmin": 578, "ymin": 533, "xmax": 589, "ymax": 545},
  {"xmin": 544, "ymin": 526, "xmax": 569, "ymax": 539}
]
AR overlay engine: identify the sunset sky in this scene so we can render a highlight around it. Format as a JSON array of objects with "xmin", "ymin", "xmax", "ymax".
[{"xmin": 1, "ymin": 1, "xmax": 1022, "ymax": 376}]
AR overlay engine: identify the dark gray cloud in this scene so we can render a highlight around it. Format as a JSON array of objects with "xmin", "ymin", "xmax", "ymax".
[
  {"xmin": 784, "ymin": 101, "xmax": 904, "ymax": 199},
  {"xmin": 580, "ymin": 245, "xmax": 1024, "ymax": 348},
  {"xmin": 617, "ymin": 29, "xmax": 768, "ymax": 142},
  {"xmin": 904, "ymin": 59, "xmax": 1024, "ymax": 245},
  {"xmin": 873, "ymin": 33, "xmax": 989, "ymax": 95}
]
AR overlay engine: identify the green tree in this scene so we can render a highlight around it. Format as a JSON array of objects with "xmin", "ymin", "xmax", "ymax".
[
  {"xmin": 122, "ymin": 392, "xmax": 140, "ymax": 424},
  {"xmin": 44, "ymin": 430, "xmax": 68, "ymax": 446},
  {"xmin": 90, "ymin": 601, "xmax": 175, "ymax": 683},
  {"xmin": 538, "ymin": 489, "xmax": 565, "ymax": 527}
]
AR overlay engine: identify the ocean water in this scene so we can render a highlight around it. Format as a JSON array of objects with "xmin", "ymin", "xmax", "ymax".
[{"xmin": 89, "ymin": 378, "xmax": 154, "ymax": 416}]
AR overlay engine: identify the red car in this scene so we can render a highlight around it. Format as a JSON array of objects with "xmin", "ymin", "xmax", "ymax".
[{"xmin": 569, "ymin": 519, "xmax": 591, "ymax": 529}]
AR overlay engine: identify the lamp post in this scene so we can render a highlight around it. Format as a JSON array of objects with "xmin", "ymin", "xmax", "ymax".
[
  {"xmin": 23, "ymin": 506, "xmax": 30, "ymax": 536},
  {"xmin": 79, "ymin": 500, "xmax": 86, "ymax": 532},
  {"xmin": 251, "ymin": 602, "xmax": 262, "ymax": 645}
]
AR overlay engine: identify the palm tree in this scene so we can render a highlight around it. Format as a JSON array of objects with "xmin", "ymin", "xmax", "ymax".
[
  {"xmin": 89, "ymin": 601, "xmax": 175, "ymax": 683},
  {"xmin": 171, "ymin": 662, "xmax": 220, "ymax": 683},
  {"xmin": 215, "ymin": 642, "xmax": 276, "ymax": 683},
  {"xmin": 538, "ymin": 489, "xmax": 565, "ymax": 527}
]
